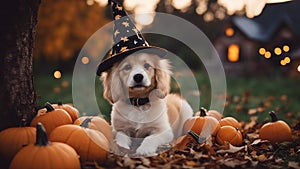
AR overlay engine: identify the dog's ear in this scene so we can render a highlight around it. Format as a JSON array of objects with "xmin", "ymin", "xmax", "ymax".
[
  {"xmin": 100, "ymin": 68, "xmax": 122, "ymax": 104},
  {"xmin": 155, "ymin": 59, "xmax": 171, "ymax": 98}
]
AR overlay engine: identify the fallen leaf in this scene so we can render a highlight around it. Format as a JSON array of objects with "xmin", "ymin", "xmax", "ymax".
[
  {"xmin": 257, "ymin": 154, "xmax": 267, "ymax": 162},
  {"xmin": 217, "ymin": 144, "xmax": 245, "ymax": 154},
  {"xmin": 288, "ymin": 161, "xmax": 300, "ymax": 169}
]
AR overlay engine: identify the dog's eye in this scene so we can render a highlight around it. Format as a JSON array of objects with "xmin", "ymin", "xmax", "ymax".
[
  {"xmin": 144, "ymin": 63, "xmax": 151, "ymax": 69},
  {"xmin": 123, "ymin": 64, "xmax": 131, "ymax": 70}
]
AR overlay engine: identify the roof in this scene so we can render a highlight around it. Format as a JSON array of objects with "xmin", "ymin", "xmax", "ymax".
[{"xmin": 232, "ymin": 0, "xmax": 300, "ymax": 42}]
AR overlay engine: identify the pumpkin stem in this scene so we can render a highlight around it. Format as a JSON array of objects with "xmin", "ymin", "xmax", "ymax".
[
  {"xmin": 80, "ymin": 118, "xmax": 92, "ymax": 128},
  {"xmin": 44, "ymin": 102, "xmax": 55, "ymax": 112},
  {"xmin": 269, "ymin": 111, "xmax": 278, "ymax": 122},
  {"xmin": 188, "ymin": 130, "xmax": 200, "ymax": 143},
  {"xmin": 57, "ymin": 101, "xmax": 63, "ymax": 106},
  {"xmin": 35, "ymin": 122, "xmax": 51, "ymax": 146},
  {"xmin": 199, "ymin": 107, "xmax": 207, "ymax": 117}
]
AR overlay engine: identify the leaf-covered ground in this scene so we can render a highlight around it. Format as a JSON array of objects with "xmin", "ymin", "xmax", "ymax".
[{"xmin": 82, "ymin": 119, "xmax": 300, "ymax": 169}]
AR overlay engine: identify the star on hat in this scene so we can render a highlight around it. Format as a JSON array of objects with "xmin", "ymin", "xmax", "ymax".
[{"xmin": 96, "ymin": 0, "xmax": 167, "ymax": 76}]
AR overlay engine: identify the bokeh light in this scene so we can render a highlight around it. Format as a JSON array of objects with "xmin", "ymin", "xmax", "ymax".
[
  {"xmin": 283, "ymin": 45, "xmax": 290, "ymax": 52},
  {"xmin": 225, "ymin": 28, "xmax": 234, "ymax": 37},
  {"xmin": 53, "ymin": 70, "xmax": 62, "ymax": 79},
  {"xmin": 259, "ymin": 47, "xmax": 266, "ymax": 55},
  {"xmin": 81, "ymin": 56, "xmax": 90, "ymax": 65},
  {"xmin": 274, "ymin": 47, "xmax": 282, "ymax": 55},
  {"xmin": 264, "ymin": 51, "xmax": 271, "ymax": 59}
]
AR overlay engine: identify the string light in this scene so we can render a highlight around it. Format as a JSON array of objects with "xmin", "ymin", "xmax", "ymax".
[
  {"xmin": 264, "ymin": 51, "xmax": 271, "ymax": 59},
  {"xmin": 297, "ymin": 65, "xmax": 300, "ymax": 72},
  {"xmin": 259, "ymin": 48, "xmax": 266, "ymax": 55},
  {"xmin": 283, "ymin": 45, "xmax": 290, "ymax": 52},
  {"xmin": 284, "ymin": 56, "xmax": 291, "ymax": 64},
  {"xmin": 274, "ymin": 47, "xmax": 282, "ymax": 55}
]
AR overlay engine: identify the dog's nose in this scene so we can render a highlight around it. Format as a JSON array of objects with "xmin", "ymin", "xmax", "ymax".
[{"xmin": 133, "ymin": 74, "xmax": 143, "ymax": 83}]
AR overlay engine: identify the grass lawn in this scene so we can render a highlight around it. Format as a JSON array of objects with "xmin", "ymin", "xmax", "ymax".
[{"xmin": 34, "ymin": 71, "xmax": 300, "ymax": 124}]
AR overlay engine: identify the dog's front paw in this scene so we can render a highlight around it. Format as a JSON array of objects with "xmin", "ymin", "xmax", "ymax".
[
  {"xmin": 115, "ymin": 132, "xmax": 131, "ymax": 149},
  {"xmin": 136, "ymin": 139, "xmax": 157, "ymax": 155}
]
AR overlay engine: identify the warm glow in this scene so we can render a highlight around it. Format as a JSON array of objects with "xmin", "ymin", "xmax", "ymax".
[
  {"xmin": 172, "ymin": 0, "xmax": 192, "ymax": 10},
  {"xmin": 225, "ymin": 28, "xmax": 234, "ymax": 37},
  {"xmin": 134, "ymin": 13, "xmax": 155, "ymax": 26},
  {"xmin": 218, "ymin": 0, "xmax": 291, "ymax": 18},
  {"xmin": 95, "ymin": 0, "xmax": 108, "ymax": 7},
  {"xmin": 81, "ymin": 56, "xmax": 90, "ymax": 64},
  {"xmin": 274, "ymin": 47, "xmax": 282, "ymax": 55},
  {"xmin": 297, "ymin": 65, "xmax": 300, "ymax": 72},
  {"xmin": 259, "ymin": 48, "xmax": 266, "ymax": 55},
  {"xmin": 280, "ymin": 60, "xmax": 286, "ymax": 66},
  {"xmin": 283, "ymin": 45, "xmax": 290, "ymax": 52},
  {"xmin": 227, "ymin": 44, "xmax": 240, "ymax": 62},
  {"xmin": 54, "ymin": 70, "xmax": 62, "ymax": 79},
  {"xmin": 284, "ymin": 56, "xmax": 291, "ymax": 63},
  {"xmin": 86, "ymin": 0, "xmax": 94, "ymax": 6},
  {"xmin": 264, "ymin": 51, "xmax": 271, "ymax": 59}
]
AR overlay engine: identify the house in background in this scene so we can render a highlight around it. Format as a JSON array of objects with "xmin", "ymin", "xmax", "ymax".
[{"xmin": 213, "ymin": 0, "xmax": 300, "ymax": 76}]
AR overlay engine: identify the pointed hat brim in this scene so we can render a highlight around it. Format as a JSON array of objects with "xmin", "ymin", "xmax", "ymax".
[{"xmin": 96, "ymin": 45, "xmax": 167, "ymax": 75}]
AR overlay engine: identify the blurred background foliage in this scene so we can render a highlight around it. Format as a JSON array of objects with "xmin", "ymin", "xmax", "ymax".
[{"xmin": 33, "ymin": 0, "xmax": 299, "ymax": 124}]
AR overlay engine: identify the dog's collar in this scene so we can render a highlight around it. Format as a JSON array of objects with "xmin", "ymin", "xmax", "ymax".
[{"xmin": 128, "ymin": 97, "xmax": 150, "ymax": 106}]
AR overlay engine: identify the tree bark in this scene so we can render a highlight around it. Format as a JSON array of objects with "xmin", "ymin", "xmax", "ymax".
[{"xmin": 0, "ymin": 0, "xmax": 41, "ymax": 130}]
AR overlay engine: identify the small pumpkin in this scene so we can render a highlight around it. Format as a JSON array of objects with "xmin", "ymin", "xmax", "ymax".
[
  {"xmin": 52, "ymin": 102, "xmax": 80, "ymax": 122},
  {"xmin": 216, "ymin": 126, "xmax": 243, "ymax": 146},
  {"xmin": 49, "ymin": 119, "xmax": 109, "ymax": 164},
  {"xmin": 37, "ymin": 102, "xmax": 79, "ymax": 122},
  {"xmin": 74, "ymin": 116, "xmax": 113, "ymax": 142},
  {"xmin": 9, "ymin": 123, "xmax": 80, "ymax": 169},
  {"xmin": 259, "ymin": 111, "xmax": 292, "ymax": 144},
  {"xmin": 207, "ymin": 110, "xmax": 223, "ymax": 121},
  {"xmin": 195, "ymin": 108, "xmax": 223, "ymax": 121},
  {"xmin": 0, "ymin": 119, "xmax": 36, "ymax": 166},
  {"xmin": 219, "ymin": 116, "xmax": 242, "ymax": 131},
  {"xmin": 31, "ymin": 102, "xmax": 72, "ymax": 135},
  {"xmin": 183, "ymin": 107, "xmax": 220, "ymax": 136}
]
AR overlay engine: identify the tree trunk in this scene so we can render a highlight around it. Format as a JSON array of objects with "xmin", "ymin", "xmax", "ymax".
[{"xmin": 0, "ymin": 0, "xmax": 41, "ymax": 130}]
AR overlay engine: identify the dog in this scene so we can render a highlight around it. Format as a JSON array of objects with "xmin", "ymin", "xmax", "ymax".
[{"xmin": 100, "ymin": 51, "xmax": 193, "ymax": 155}]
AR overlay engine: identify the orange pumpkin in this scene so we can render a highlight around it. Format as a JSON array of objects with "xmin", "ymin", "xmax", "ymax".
[
  {"xmin": 52, "ymin": 102, "xmax": 80, "ymax": 122},
  {"xmin": 49, "ymin": 119, "xmax": 109, "ymax": 164},
  {"xmin": 31, "ymin": 103, "xmax": 72, "ymax": 135},
  {"xmin": 219, "ymin": 116, "xmax": 242, "ymax": 131},
  {"xmin": 183, "ymin": 107, "xmax": 220, "ymax": 136},
  {"xmin": 0, "ymin": 120, "xmax": 36, "ymax": 166},
  {"xmin": 216, "ymin": 126, "xmax": 243, "ymax": 146},
  {"xmin": 259, "ymin": 111, "xmax": 292, "ymax": 144},
  {"xmin": 207, "ymin": 110, "xmax": 223, "ymax": 121},
  {"xmin": 74, "ymin": 116, "xmax": 113, "ymax": 142},
  {"xmin": 9, "ymin": 123, "xmax": 80, "ymax": 169},
  {"xmin": 37, "ymin": 102, "xmax": 79, "ymax": 122}
]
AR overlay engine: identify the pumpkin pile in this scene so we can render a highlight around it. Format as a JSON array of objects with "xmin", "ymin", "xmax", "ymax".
[
  {"xmin": 177, "ymin": 108, "xmax": 293, "ymax": 150},
  {"xmin": 0, "ymin": 102, "xmax": 112, "ymax": 168}
]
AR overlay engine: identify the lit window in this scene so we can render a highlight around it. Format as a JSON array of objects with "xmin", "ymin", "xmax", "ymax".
[
  {"xmin": 227, "ymin": 44, "xmax": 240, "ymax": 62},
  {"xmin": 225, "ymin": 28, "xmax": 234, "ymax": 37}
]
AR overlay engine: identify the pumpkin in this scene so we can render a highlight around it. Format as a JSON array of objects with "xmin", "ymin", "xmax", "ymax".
[
  {"xmin": 207, "ymin": 110, "xmax": 223, "ymax": 121},
  {"xmin": 259, "ymin": 111, "xmax": 292, "ymax": 144},
  {"xmin": 9, "ymin": 123, "xmax": 80, "ymax": 169},
  {"xmin": 195, "ymin": 108, "xmax": 223, "ymax": 121},
  {"xmin": 52, "ymin": 102, "xmax": 80, "ymax": 122},
  {"xmin": 74, "ymin": 116, "xmax": 113, "ymax": 142},
  {"xmin": 37, "ymin": 102, "xmax": 79, "ymax": 122},
  {"xmin": 31, "ymin": 102, "xmax": 72, "ymax": 135},
  {"xmin": 49, "ymin": 119, "xmax": 109, "ymax": 164},
  {"xmin": 216, "ymin": 126, "xmax": 243, "ymax": 146},
  {"xmin": 0, "ymin": 119, "xmax": 36, "ymax": 166},
  {"xmin": 183, "ymin": 107, "xmax": 220, "ymax": 137},
  {"xmin": 219, "ymin": 116, "xmax": 242, "ymax": 131}
]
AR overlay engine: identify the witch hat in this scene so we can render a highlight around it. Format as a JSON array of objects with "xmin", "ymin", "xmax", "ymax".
[{"xmin": 96, "ymin": 0, "xmax": 167, "ymax": 75}]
